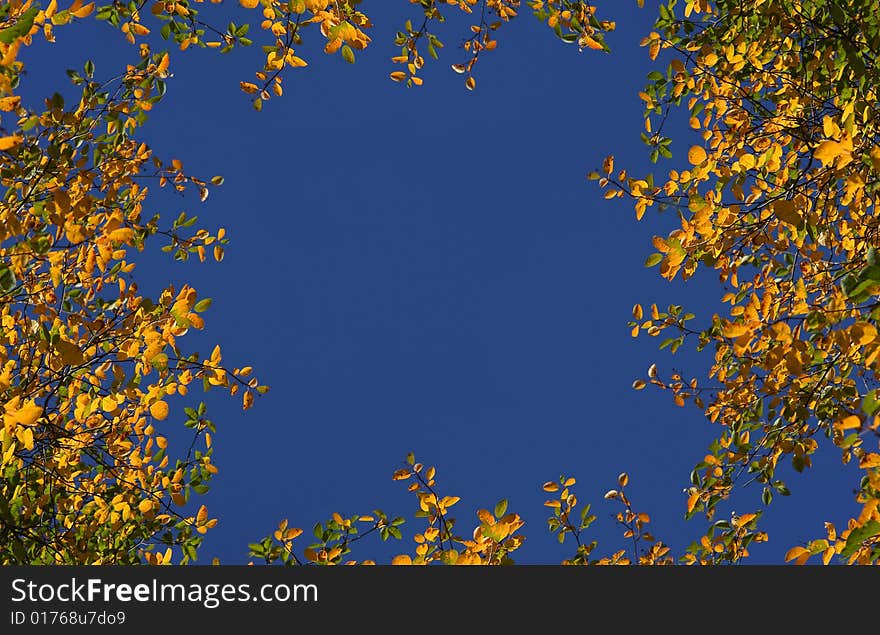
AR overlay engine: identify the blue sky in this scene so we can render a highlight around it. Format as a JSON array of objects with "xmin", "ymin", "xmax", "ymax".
[{"xmin": 24, "ymin": 2, "xmax": 861, "ymax": 564}]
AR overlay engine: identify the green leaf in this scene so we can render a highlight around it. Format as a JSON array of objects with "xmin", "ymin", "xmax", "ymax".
[
  {"xmin": 341, "ymin": 45, "xmax": 355, "ymax": 64},
  {"xmin": 863, "ymin": 390, "xmax": 880, "ymax": 417},
  {"xmin": 847, "ymin": 278, "xmax": 877, "ymax": 299},
  {"xmin": 193, "ymin": 298, "xmax": 213, "ymax": 312},
  {"xmin": 0, "ymin": 7, "xmax": 39, "ymax": 44},
  {"xmin": 841, "ymin": 520, "xmax": 880, "ymax": 558},
  {"xmin": 494, "ymin": 499, "xmax": 508, "ymax": 518},
  {"xmin": 0, "ymin": 265, "xmax": 16, "ymax": 293},
  {"xmin": 644, "ymin": 253, "xmax": 663, "ymax": 267}
]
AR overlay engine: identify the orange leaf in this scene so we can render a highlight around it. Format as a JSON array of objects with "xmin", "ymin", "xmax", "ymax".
[
  {"xmin": 0, "ymin": 96, "xmax": 20, "ymax": 111},
  {"xmin": 150, "ymin": 401, "xmax": 169, "ymax": 421},
  {"xmin": 71, "ymin": 2, "xmax": 94, "ymax": 18},
  {"xmin": 722, "ymin": 322, "xmax": 749, "ymax": 338},
  {"xmin": 836, "ymin": 415, "xmax": 862, "ymax": 431},
  {"xmin": 687, "ymin": 145, "xmax": 707, "ymax": 165},
  {"xmin": 391, "ymin": 554, "xmax": 412, "ymax": 565},
  {"xmin": 157, "ymin": 52, "xmax": 170, "ymax": 76},
  {"xmin": 579, "ymin": 35, "xmax": 603, "ymax": 50},
  {"xmin": 784, "ymin": 546, "xmax": 810, "ymax": 564},
  {"xmin": 0, "ymin": 135, "xmax": 23, "ymax": 151},
  {"xmin": 859, "ymin": 453, "xmax": 880, "ymax": 468}
]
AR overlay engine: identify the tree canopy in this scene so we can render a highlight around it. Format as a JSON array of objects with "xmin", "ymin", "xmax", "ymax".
[{"xmin": 1, "ymin": 0, "xmax": 879, "ymax": 565}]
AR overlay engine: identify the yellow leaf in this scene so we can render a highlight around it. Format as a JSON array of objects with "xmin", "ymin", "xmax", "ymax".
[
  {"xmin": 17, "ymin": 427, "xmax": 34, "ymax": 451},
  {"xmin": 13, "ymin": 402, "xmax": 43, "ymax": 426},
  {"xmin": 389, "ymin": 71, "xmax": 407, "ymax": 82},
  {"xmin": 542, "ymin": 481, "xmax": 559, "ymax": 492},
  {"xmin": 813, "ymin": 140, "xmax": 843, "ymax": 167},
  {"xmin": 1, "ymin": 442, "xmax": 16, "ymax": 468},
  {"xmin": 734, "ymin": 513, "xmax": 756, "ymax": 528},
  {"xmin": 107, "ymin": 228, "xmax": 134, "ymax": 242},
  {"xmin": 603, "ymin": 155, "xmax": 614, "ymax": 175},
  {"xmin": 150, "ymin": 401, "xmax": 169, "ymax": 421},
  {"xmin": 822, "ymin": 547, "xmax": 834, "ymax": 565},
  {"xmin": 139, "ymin": 499, "xmax": 154, "ymax": 513},
  {"xmin": 65, "ymin": 224, "xmax": 86, "ymax": 244},
  {"xmin": 822, "ymin": 115, "xmax": 837, "ymax": 138},
  {"xmin": 687, "ymin": 145, "xmax": 707, "ymax": 165},
  {"xmin": 0, "ymin": 135, "xmax": 23, "ymax": 151},
  {"xmin": 239, "ymin": 0, "xmax": 260, "ymax": 7},
  {"xmin": 391, "ymin": 554, "xmax": 412, "ymax": 565},
  {"xmin": 870, "ymin": 146, "xmax": 880, "ymax": 173},
  {"xmin": 852, "ymin": 322, "xmax": 877, "ymax": 346},
  {"xmin": 101, "ymin": 396, "xmax": 117, "ymax": 412},
  {"xmin": 686, "ymin": 491, "xmax": 699, "ymax": 513}
]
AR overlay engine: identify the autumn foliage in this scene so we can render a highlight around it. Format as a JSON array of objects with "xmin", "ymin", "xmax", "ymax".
[{"xmin": 1, "ymin": 0, "xmax": 879, "ymax": 565}]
